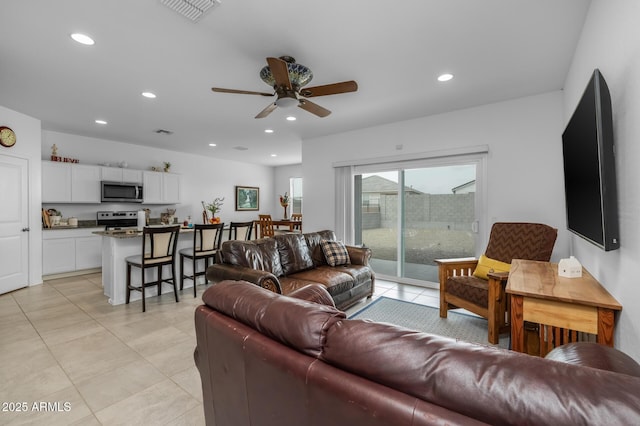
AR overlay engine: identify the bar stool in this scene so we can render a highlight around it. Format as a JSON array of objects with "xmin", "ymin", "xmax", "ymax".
[
  {"xmin": 179, "ymin": 223, "xmax": 225, "ymax": 297},
  {"xmin": 228, "ymin": 221, "xmax": 253, "ymax": 241},
  {"xmin": 126, "ymin": 225, "xmax": 180, "ymax": 312}
]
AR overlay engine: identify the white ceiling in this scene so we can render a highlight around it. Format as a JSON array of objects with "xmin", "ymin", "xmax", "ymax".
[{"xmin": 0, "ymin": 0, "xmax": 591, "ymax": 166}]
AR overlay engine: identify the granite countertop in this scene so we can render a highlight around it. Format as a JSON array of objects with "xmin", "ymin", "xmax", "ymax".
[
  {"xmin": 44, "ymin": 220, "xmax": 102, "ymax": 230},
  {"xmin": 93, "ymin": 226, "xmax": 194, "ymax": 238}
]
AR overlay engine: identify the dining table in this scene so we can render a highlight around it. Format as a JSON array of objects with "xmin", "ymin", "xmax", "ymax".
[{"xmin": 253, "ymin": 218, "xmax": 302, "ymax": 237}]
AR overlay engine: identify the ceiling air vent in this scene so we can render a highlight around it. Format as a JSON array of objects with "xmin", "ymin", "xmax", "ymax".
[
  {"xmin": 233, "ymin": 146, "xmax": 248, "ymax": 151},
  {"xmin": 160, "ymin": 0, "xmax": 221, "ymax": 22}
]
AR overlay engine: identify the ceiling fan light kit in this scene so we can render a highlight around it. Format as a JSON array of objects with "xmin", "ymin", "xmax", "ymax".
[{"xmin": 212, "ymin": 55, "xmax": 358, "ymax": 119}]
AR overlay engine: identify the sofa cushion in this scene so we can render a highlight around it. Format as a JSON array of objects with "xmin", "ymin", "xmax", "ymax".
[
  {"xmin": 289, "ymin": 267, "xmax": 355, "ymax": 296},
  {"xmin": 304, "ymin": 230, "xmax": 337, "ymax": 267},
  {"xmin": 221, "ymin": 238, "xmax": 284, "ymax": 277},
  {"xmin": 320, "ymin": 239, "xmax": 351, "ymax": 267},
  {"xmin": 275, "ymin": 233, "xmax": 314, "ymax": 275},
  {"xmin": 202, "ymin": 280, "xmax": 345, "ymax": 357}
]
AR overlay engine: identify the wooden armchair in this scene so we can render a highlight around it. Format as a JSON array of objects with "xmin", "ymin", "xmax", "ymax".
[{"xmin": 436, "ymin": 222, "xmax": 557, "ymax": 344}]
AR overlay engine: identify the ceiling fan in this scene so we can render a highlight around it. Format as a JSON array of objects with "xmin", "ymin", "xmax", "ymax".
[{"xmin": 212, "ymin": 56, "xmax": 358, "ymax": 118}]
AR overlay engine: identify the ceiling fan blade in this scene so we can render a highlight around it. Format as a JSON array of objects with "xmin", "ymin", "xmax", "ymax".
[
  {"xmin": 298, "ymin": 99, "xmax": 331, "ymax": 117},
  {"xmin": 212, "ymin": 87, "xmax": 273, "ymax": 97},
  {"xmin": 266, "ymin": 57, "xmax": 292, "ymax": 90},
  {"xmin": 300, "ymin": 80, "xmax": 358, "ymax": 98},
  {"xmin": 255, "ymin": 103, "xmax": 278, "ymax": 119}
]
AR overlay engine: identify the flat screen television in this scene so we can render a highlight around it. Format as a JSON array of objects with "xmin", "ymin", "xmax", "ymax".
[{"xmin": 562, "ymin": 68, "xmax": 620, "ymax": 251}]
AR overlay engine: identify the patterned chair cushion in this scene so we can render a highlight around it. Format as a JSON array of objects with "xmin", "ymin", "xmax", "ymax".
[{"xmin": 446, "ymin": 275, "xmax": 489, "ymax": 308}]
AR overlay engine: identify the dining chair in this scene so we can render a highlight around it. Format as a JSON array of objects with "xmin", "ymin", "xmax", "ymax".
[
  {"xmin": 291, "ymin": 213, "xmax": 302, "ymax": 232},
  {"xmin": 126, "ymin": 225, "xmax": 180, "ymax": 312},
  {"xmin": 228, "ymin": 221, "xmax": 254, "ymax": 241},
  {"xmin": 258, "ymin": 214, "xmax": 275, "ymax": 238},
  {"xmin": 179, "ymin": 223, "xmax": 225, "ymax": 297}
]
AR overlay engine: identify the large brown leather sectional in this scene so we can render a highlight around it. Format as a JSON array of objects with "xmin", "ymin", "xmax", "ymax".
[
  {"xmin": 205, "ymin": 230, "xmax": 374, "ymax": 310},
  {"xmin": 194, "ymin": 280, "xmax": 640, "ymax": 426}
]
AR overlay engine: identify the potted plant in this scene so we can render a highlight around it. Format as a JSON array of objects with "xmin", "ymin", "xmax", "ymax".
[
  {"xmin": 163, "ymin": 162, "xmax": 171, "ymax": 172},
  {"xmin": 204, "ymin": 197, "xmax": 224, "ymax": 223}
]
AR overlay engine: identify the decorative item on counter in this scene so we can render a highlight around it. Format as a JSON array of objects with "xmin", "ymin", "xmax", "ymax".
[
  {"xmin": 47, "ymin": 208, "xmax": 62, "ymax": 226},
  {"xmin": 163, "ymin": 161, "xmax": 171, "ymax": 172},
  {"xmin": 161, "ymin": 208, "xmax": 177, "ymax": 225},
  {"xmin": 143, "ymin": 208, "xmax": 151, "ymax": 225},
  {"xmin": 279, "ymin": 192, "xmax": 290, "ymax": 220},
  {"xmin": 558, "ymin": 256, "xmax": 583, "ymax": 278},
  {"xmin": 204, "ymin": 198, "xmax": 224, "ymax": 223},
  {"xmin": 68, "ymin": 217, "xmax": 78, "ymax": 227}
]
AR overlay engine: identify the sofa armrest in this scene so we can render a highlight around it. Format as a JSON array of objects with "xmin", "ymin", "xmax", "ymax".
[
  {"xmin": 206, "ymin": 264, "xmax": 283, "ymax": 294},
  {"xmin": 545, "ymin": 342, "xmax": 640, "ymax": 377},
  {"xmin": 288, "ymin": 284, "xmax": 336, "ymax": 307},
  {"xmin": 346, "ymin": 246, "xmax": 372, "ymax": 266}
]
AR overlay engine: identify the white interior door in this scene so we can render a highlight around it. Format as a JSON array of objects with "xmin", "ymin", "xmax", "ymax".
[{"xmin": 0, "ymin": 155, "xmax": 29, "ymax": 294}]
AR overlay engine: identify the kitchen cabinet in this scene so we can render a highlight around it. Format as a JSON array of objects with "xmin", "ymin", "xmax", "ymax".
[
  {"xmin": 42, "ymin": 162, "xmax": 100, "ymax": 203},
  {"xmin": 42, "ymin": 228, "xmax": 103, "ymax": 275},
  {"xmin": 72, "ymin": 164, "xmax": 101, "ymax": 203},
  {"xmin": 143, "ymin": 171, "xmax": 180, "ymax": 204},
  {"xmin": 42, "ymin": 161, "xmax": 72, "ymax": 202},
  {"xmin": 101, "ymin": 166, "xmax": 143, "ymax": 184}
]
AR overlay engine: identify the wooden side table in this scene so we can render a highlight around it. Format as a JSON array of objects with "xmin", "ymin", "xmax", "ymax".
[{"xmin": 506, "ymin": 259, "xmax": 622, "ymax": 356}]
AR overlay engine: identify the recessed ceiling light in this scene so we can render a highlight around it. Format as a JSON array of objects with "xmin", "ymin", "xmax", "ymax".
[
  {"xmin": 286, "ymin": 116, "xmax": 296, "ymax": 121},
  {"xmin": 437, "ymin": 73, "xmax": 454, "ymax": 82},
  {"xmin": 264, "ymin": 129, "xmax": 274, "ymax": 133},
  {"xmin": 95, "ymin": 119, "xmax": 107, "ymax": 125},
  {"xmin": 142, "ymin": 92, "xmax": 157, "ymax": 99},
  {"xmin": 271, "ymin": 154, "xmax": 277, "ymax": 157},
  {"xmin": 208, "ymin": 143, "xmax": 217, "ymax": 147},
  {"xmin": 70, "ymin": 33, "xmax": 95, "ymax": 45}
]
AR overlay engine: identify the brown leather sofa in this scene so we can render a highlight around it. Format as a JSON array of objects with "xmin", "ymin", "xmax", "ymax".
[
  {"xmin": 194, "ymin": 280, "xmax": 640, "ymax": 426},
  {"xmin": 205, "ymin": 230, "xmax": 374, "ymax": 310}
]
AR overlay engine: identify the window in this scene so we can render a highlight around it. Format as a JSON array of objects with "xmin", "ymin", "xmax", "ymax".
[{"xmin": 290, "ymin": 177, "xmax": 303, "ymax": 214}]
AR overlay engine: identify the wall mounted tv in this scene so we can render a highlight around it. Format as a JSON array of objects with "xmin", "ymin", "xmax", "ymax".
[{"xmin": 562, "ymin": 68, "xmax": 619, "ymax": 251}]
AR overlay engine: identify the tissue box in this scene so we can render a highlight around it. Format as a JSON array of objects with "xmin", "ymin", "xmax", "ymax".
[{"xmin": 558, "ymin": 256, "xmax": 582, "ymax": 278}]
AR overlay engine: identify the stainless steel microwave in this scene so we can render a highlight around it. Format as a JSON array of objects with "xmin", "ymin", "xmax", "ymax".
[{"xmin": 101, "ymin": 181, "xmax": 143, "ymax": 203}]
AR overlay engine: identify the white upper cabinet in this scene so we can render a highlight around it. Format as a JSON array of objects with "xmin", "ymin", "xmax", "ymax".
[
  {"xmin": 101, "ymin": 166, "xmax": 143, "ymax": 184},
  {"xmin": 71, "ymin": 165, "xmax": 101, "ymax": 203},
  {"xmin": 42, "ymin": 161, "xmax": 72, "ymax": 202},
  {"xmin": 142, "ymin": 171, "xmax": 180, "ymax": 204},
  {"xmin": 43, "ymin": 161, "xmax": 178, "ymax": 205},
  {"xmin": 43, "ymin": 162, "xmax": 100, "ymax": 203}
]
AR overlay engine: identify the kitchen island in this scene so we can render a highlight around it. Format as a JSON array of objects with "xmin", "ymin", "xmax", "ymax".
[{"xmin": 95, "ymin": 227, "xmax": 197, "ymax": 305}]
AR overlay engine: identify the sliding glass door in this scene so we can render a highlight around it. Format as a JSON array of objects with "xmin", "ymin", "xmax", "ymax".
[{"xmin": 356, "ymin": 161, "xmax": 480, "ymax": 284}]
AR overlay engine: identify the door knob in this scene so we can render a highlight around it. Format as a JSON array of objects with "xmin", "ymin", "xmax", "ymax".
[{"xmin": 22, "ymin": 227, "xmax": 30, "ymax": 232}]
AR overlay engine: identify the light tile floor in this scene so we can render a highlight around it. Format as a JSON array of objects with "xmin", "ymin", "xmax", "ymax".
[{"xmin": 0, "ymin": 274, "xmax": 439, "ymax": 425}]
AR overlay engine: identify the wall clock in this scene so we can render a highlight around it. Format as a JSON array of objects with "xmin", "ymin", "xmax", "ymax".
[{"xmin": 0, "ymin": 126, "xmax": 16, "ymax": 148}]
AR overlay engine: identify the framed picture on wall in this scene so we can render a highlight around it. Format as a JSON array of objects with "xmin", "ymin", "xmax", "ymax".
[{"xmin": 235, "ymin": 186, "xmax": 259, "ymax": 211}]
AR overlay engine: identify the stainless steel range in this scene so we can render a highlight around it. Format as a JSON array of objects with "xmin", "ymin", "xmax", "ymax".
[{"xmin": 97, "ymin": 211, "xmax": 139, "ymax": 230}]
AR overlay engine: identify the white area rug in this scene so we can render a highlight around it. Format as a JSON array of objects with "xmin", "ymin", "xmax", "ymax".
[{"xmin": 350, "ymin": 297, "xmax": 509, "ymax": 349}]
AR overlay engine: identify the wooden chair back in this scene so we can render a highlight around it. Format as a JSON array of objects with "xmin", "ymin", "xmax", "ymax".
[
  {"xmin": 258, "ymin": 215, "xmax": 274, "ymax": 238},
  {"xmin": 291, "ymin": 213, "xmax": 302, "ymax": 231}
]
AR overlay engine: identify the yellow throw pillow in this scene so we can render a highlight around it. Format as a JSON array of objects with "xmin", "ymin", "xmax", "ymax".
[{"xmin": 473, "ymin": 254, "xmax": 511, "ymax": 280}]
